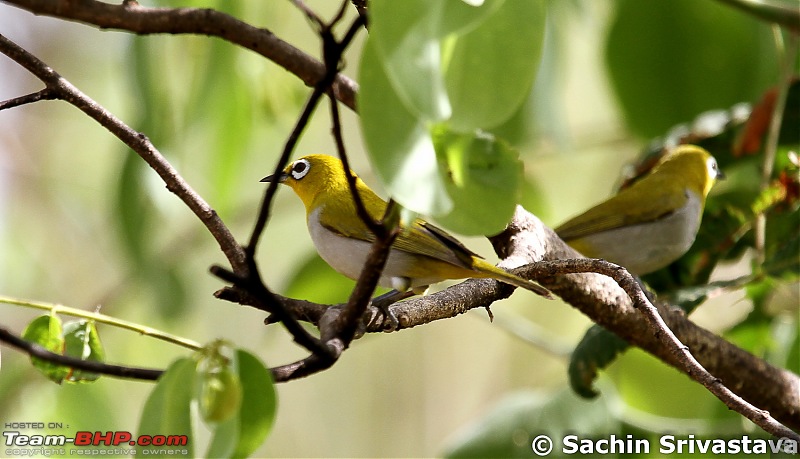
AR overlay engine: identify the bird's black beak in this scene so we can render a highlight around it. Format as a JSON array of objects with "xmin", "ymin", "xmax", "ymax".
[
  {"xmin": 260, "ymin": 172, "xmax": 288, "ymax": 183},
  {"xmin": 716, "ymin": 169, "xmax": 726, "ymax": 180}
]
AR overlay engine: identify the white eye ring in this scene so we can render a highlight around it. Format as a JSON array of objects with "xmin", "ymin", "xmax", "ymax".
[
  {"xmin": 290, "ymin": 159, "xmax": 310, "ymax": 180},
  {"xmin": 706, "ymin": 156, "xmax": 719, "ymax": 178}
]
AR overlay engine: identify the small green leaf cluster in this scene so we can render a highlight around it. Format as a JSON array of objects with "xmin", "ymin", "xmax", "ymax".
[
  {"xmin": 137, "ymin": 343, "xmax": 277, "ymax": 458},
  {"xmin": 22, "ymin": 314, "xmax": 105, "ymax": 384}
]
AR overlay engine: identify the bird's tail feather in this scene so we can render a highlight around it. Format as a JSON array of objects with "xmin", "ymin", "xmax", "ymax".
[{"xmin": 474, "ymin": 260, "xmax": 552, "ymax": 299}]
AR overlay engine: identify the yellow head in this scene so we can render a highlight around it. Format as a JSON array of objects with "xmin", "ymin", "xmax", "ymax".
[
  {"xmin": 261, "ymin": 155, "xmax": 357, "ymax": 210},
  {"xmin": 645, "ymin": 145, "xmax": 724, "ymax": 198},
  {"xmin": 260, "ymin": 154, "xmax": 386, "ymax": 221}
]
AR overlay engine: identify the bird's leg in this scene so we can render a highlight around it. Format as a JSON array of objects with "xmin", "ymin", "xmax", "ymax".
[
  {"xmin": 369, "ymin": 290, "xmax": 402, "ymax": 331},
  {"xmin": 372, "ymin": 289, "xmax": 415, "ymax": 310},
  {"xmin": 368, "ymin": 278, "xmax": 428, "ymax": 331}
]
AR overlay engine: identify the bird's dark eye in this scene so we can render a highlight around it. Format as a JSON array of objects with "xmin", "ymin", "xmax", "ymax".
[
  {"xmin": 291, "ymin": 159, "xmax": 310, "ymax": 180},
  {"xmin": 706, "ymin": 157, "xmax": 724, "ymax": 179}
]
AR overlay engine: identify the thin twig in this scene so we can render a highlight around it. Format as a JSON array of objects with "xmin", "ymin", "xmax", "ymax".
[
  {"xmin": 754, "ymin": 28, "xmax": 797, "ymax": 265},
  {"xmin": 0, "ymin": 88, "xmax": 57, "ymax": 110},
  {"xmin": 291, "ymin": 0, "xmax": 326, "ymax": 29},
  {"xmin": 333, "ymin": 202, "xmax": 400, "ymax": 342},
  {"xmin": 245, "ymin": 84, "xmax": 327, "ymax": 257},
  {"xmin": 328, "ymin": 89, "xmax": 403, "ymax": 339},
  {"xmin": 0, "ymin": 327, "xmax": 163, "ymax": 381},
  {"xmin": 0, "ymin": 295, "xmax": 202, "ymax": 351},
  {"xmin": 308, "ymin": 10, "xmax": 386, "ymax": 347},
  {"xmin": 350, "ymin": 0, "xmax": 368, "ymax": 25},
  {"xmin": 210, "ymin": 263, "xmax": 331, "ymax": 359},
  {"xmin": 228, "ymin": 9, "xmax": 370, "ymax": 380},
  {"xmin": 246, "ymin": 11, "xmax": 366, "ymax": 256},
  {"xmin": 328, "ymin": 91, "xmax": 381, "ymax": 234},
  {"xmin": 326, "ymin": 9, "xmax": 380, "ymax": 237}
]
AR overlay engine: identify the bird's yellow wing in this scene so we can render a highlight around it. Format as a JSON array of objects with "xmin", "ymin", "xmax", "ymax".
[
  {"xmin": 393, "ymin": 219, "xmax": 479, "ymax": 268},
  {"xmin": 556, "ymin": 175, "xmax": 689, "ymax": 240},
  {"xmin": 317, "ymin": 197, "xmax": 478, "ymax": 269}
]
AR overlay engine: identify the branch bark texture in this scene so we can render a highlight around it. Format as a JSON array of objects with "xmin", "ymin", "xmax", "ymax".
[
  {"xmin": 279, "ymin": 207, "xmax": 800, "ymax": 433},
  {"xmin": 497, "ymin": 210, "xmax": 799, "ymax": 433}
]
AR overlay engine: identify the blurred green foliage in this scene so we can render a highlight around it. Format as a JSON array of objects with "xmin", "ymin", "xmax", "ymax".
[
  {"xmin": 606, "ymin": 0, "xmax": 778, "ymax": 138},
  {"xmin": 0, "ymin": 0, "xmax": 797, "ymax": 457}
]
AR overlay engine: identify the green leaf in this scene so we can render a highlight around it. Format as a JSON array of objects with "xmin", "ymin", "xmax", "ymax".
[
  {"xmin": 205, "ymin": 412, "xmax": 239, "ymax": 459},
  {"xmin": 439, "ymin": 0, "xmax": 505, "ymax": 37},
  {"xmin": 137, "ymin": 357, "xmax": 196, "ymax": 458},
  {"xmin": 611, "ymin": 348, "xmax": 740, "ymax": 423},
  {"xmin": 568, "ymin": 325, "xmax": 630, "ymax": 399},
  {"xmin": 445, "ymin": 0, "xmax": 546, "ymax": 130},
  {"xmin": 369, "ymin": 0, "xmax": 450, "ymax": 120},
  {"xmin": 62, "ymin": 320, "xmax": 106, "ymax": 383},
  {"xmin": 22, "ymin": 315, "xmax": 69, "ymax": 384},
  {"xmin": 360, "ymin": 0, "xmax": 544, "ymax": 224},
  {"xmin": 359, "ymin": 38, "xmax": 454, "ymax": 216},
  {"xmin": 369, "ymin": 0, "xmax": 503, "ymax": 120},
  {"xmin": 203, "ymin": 349, "xmax": 277, "ymax": 457},
  {"xmin": 605, "ymin": 0, "xmax": 777, "ymax": 137},
  {"xmin": 198, "ymin": 366, "xmax": 242, "ymax": 424},
  {"xmin": 442, "ymin": 389, "xmax": 616, "ymax": 458},
  {"xmin": 432, "ymin": 126, "xmax": 523, "ymax": 235},
  {"xmin": 206, "ymin": 349, "xmax": 276, "ymax": 459},
  {"xmin": 232, "ymin": 350, "xmax": 276, "ymax": 457}
]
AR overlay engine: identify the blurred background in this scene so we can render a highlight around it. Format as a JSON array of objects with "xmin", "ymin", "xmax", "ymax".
[{"xmin": 0, "ymin": 1, "xmax": 796, "ymax": 457}]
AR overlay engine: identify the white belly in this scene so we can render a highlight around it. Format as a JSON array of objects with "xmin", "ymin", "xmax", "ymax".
[
  {"xmin": 307, "ymin": 208, "xmax": 441, "ymax": 289},
  {"xmin": 578, "ymin": 189, "xmax": 703, "ymax": 275}
]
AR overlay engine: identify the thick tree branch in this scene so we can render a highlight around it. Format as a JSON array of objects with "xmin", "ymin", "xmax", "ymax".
[
  {"xmin": 0, "ymin": 0, "xmax": 359, "ymax": 111},
  {"xmin": 274, "ymin": 207, "xmax": 800, "ymax": 436},
  {"xmin": 493, "ymin": 208, "xmax": 799, "ymax": 435}
]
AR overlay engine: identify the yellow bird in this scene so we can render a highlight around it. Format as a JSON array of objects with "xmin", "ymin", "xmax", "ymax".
[
  {"xmin": 555, "ymin": 144, "xmax": 724, "ymax": 275},
  {"xmin": 261, "ymin": 154, "xmax": 550, "ymax": 298}
]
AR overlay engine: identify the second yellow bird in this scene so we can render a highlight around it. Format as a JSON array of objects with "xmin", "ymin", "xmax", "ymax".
[
  {"xmin": 262, "ymin": 155, "xmax": 550, "ymax": 298},
  {"xmin": 555, "ymin": 144, "xmax": 724, "ymax": 275}
]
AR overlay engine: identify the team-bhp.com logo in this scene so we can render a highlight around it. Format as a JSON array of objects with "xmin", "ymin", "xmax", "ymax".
[{"xmin": 4, "ymin": 430, "xmax": 188, "ymax": 447}]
